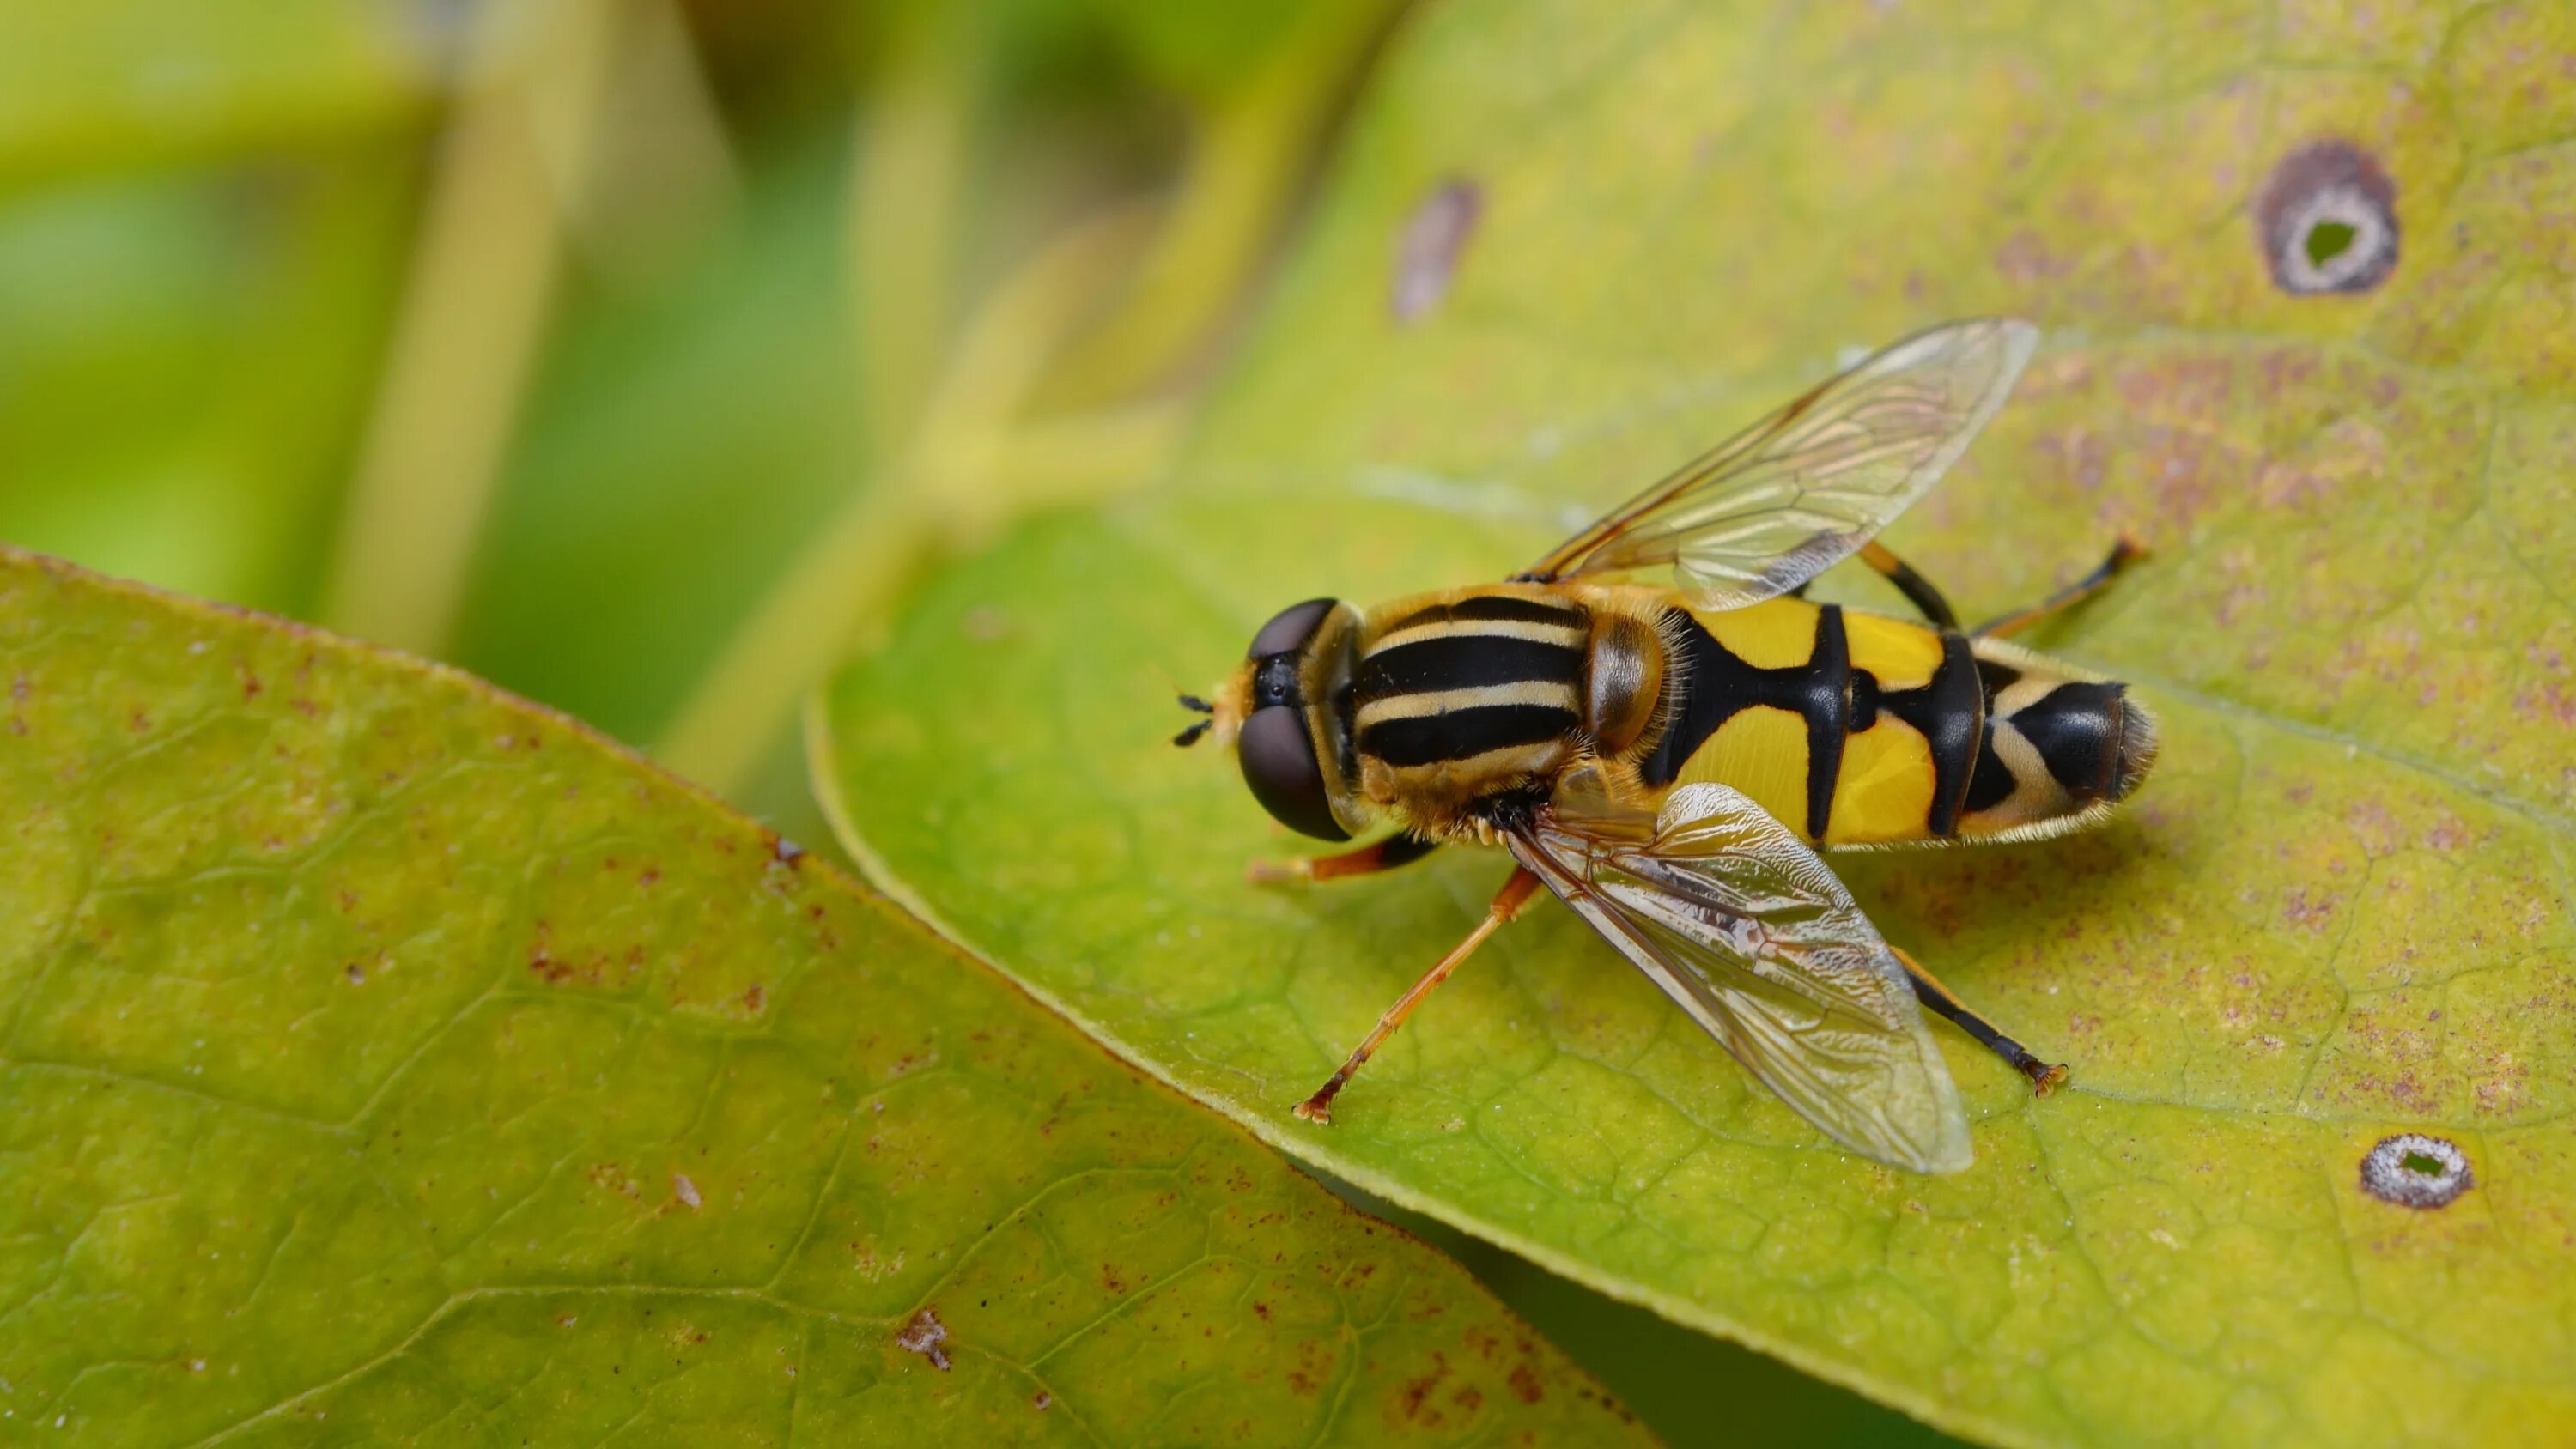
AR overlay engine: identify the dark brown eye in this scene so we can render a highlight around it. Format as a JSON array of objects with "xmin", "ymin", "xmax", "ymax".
[
  {"xmin": 1248, "ymin": 598, "xmax": 1340, "ymax": 660},
  {"xmin": 1238, "ymin": 706, "xmax": 1347, "ymax": 840}
]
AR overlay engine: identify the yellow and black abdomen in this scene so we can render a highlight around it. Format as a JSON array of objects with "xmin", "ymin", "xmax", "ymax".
[{"xmin": 1626, "ymin": 597, "xmax": 2154, "ymax": 846}]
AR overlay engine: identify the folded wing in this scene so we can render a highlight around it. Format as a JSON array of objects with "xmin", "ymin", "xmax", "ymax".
[
  {"xmin": 1522, "ymin": 318, "xmax": 2037, "ymax": 611},
  {"xmin": 1504, "ymin": 777, "xmax": 1973, "ymax": 1173}
]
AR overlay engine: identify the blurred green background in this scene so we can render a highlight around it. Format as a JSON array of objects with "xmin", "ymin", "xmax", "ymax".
[{"xmin": 0, "ymin": 2, "xmax": 1955, "ymax": 1441}]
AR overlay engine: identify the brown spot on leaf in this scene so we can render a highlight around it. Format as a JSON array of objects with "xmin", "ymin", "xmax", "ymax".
[
  {"xmin": 1507, "ymin": 1362, "xmax": 1545, "ymax": 1404},
  {"xmin": 588, "ymin": 1163, "xmax": 644, "ymax": 1200},
  {"xmin": 2257, "ymin": 140, "xmax": 2398, "ymax": 294},
  {"xmin": 1393, "ymin": 179, "xmax": 1480, "ymax": 324},
  {"xmin": 1398, "ymin": 1351, "xmax": 1453, "ymax": 1424},
  {"xmin": 527, "ymin": 943, "xmax": 570, "ymax": 985},
  {"xmin": 2280, "ymin": 887, "xmax": 2340, "ymax": 931},
  {"xmin": 896, "ymin": 1306, "xmax": 951, "ymax": 1370}
]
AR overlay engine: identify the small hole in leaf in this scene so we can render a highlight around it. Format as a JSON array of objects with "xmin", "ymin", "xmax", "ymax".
[
  {"xmin": 2304, "ymin": 220, "xmax": 2356, "ymax": 267},
  {"xmin": 2257, "ymin": 140, "xmax": 2398, "ymax": 294},
  {"xmin": 2360, "ymin": 1132, "xmax": 2472, "ymax": 1209}
]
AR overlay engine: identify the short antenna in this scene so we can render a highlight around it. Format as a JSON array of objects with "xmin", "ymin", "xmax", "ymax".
[{"xmin": 1172, "ymin": 692, "xmax": 1216, "ymax": 748}]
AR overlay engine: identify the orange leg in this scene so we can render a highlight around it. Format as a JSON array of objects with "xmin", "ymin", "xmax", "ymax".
[
  {"xmin": 1893, "ymin": 945, "xmax": 2067, "ymax": 1093},
  {"xmin": 1248, "ymin": 833, "xmax": 1439, "ymax": 885},
  {"xmin": 1293, "ymin": 867, "xmax": 1541, "ymax": 1125},
  {"xmin": 1972, "ymin": 533, "xmax": 2147, "ymax": 640}
]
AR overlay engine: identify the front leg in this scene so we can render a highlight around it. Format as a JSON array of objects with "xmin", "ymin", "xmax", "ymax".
[{"xmin": 1249, "ymin": 832, "xmax": 1440, "ymax": 884}]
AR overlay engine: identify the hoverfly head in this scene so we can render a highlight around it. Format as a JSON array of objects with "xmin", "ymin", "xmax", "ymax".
[{"xmin": 1219, "ymin": 597, "xmax": 1364, "ymax": 841}]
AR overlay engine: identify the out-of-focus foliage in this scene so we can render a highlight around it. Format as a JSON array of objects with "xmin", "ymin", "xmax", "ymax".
[
  {"xmin": 0, "ymin": 0, "xmax": 434, "ymax": 180},
  {"xmin": 0, "ymin": 153, "xmax": 411, "ymax": 612}
]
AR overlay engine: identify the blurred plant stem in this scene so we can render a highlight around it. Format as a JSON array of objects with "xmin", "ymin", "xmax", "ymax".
[
  {"xmin": 848, "ymin": 2, "xmax": 980, "ymax": 454},
  {"xmin": 658, "ymin": 0, "xmax": 1388, "ymax": 795},
  {"xmin": 318, "ymin": 0, "xmax": 731, "ymax": 654},
  {"xmin": 1038, "ymin": 0, "xmax": 1387, "ymax": 409},
  {"xmin": 655, "ymin": 199, "xmax": 1166, "ymax": 791}
]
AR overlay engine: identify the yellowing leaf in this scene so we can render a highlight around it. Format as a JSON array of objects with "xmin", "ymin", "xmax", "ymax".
[
  {"xmin": 814, "ymin": 0, "xmax": 2576, "ymax": 1442},
  {"xmin": 0, "ymin": 547, "xmax": 1649, "ymax": 1447}
]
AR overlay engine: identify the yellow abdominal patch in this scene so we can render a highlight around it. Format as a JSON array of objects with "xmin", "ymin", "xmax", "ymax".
[
  {"xmin": 1678, "ymin": 705, "xmax": 1810, "ymax": 834},
  {"xmin": 1825, "ymin": 719, "xmax": 1938, "ymax": 844},
  {"xmin": 1696, "ymin": 599, "xmax": 1820, "ymax": 670}
]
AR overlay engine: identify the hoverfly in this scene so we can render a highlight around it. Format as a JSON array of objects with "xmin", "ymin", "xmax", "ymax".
[{"xmin": 1173, "ymin": 319, "xmax": 2153, "ymax": 1173}]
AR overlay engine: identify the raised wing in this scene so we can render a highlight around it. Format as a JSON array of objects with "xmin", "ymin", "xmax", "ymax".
[
  {"xmin": 1522, "ymin": 318, "xmax": 2037, "ymax": 610},
  {"xmin": 1503, "ymin": 775, "xmax": 1972, "ymax": 1173}
]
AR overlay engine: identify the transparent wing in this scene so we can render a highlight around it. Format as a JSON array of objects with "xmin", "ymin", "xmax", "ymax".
[
  {"xmin": 1504, "ymin": 776, "xmax": 1972, "ymax": 1173},
  {"xmin": 1523, "ymin": 318, "xmax": 2037, "ymax": 610}
]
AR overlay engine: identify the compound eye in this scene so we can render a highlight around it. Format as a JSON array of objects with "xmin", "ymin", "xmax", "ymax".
[
  {"xmin": 1247, "ymin": 598, "xmax": 1340, "ymax": 660},
  {"xmin": 1237, "ymin": 706, "xmax": 1348, "ymax": 840}
]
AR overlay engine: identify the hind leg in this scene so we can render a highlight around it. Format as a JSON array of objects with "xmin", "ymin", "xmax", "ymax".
[
  {"xmin": 1893, "ymin": 946, "xmax": 2067, "ymax": 1092},
  {"xmin": 1972, "ymin": 534, "xmax": 2146, "ymax": 640},
  {"xmin": 1856, "ymin": 541, "xmax": 1961, "ymax": 630}
]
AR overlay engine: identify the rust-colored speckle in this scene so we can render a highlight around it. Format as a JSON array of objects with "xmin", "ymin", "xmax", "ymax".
[
  {"xmin": 588, "ymin": 1163, "xmax": 644, "ymax": 1201},
  {"xmin": 528, "ymin": 946, "xmax": 569, "ymax": 985},
  {"xmin": 1994, "ymin": 227, "xmax": 2071, "ymax": 286},
  {"xmin": 2280, "ymin": 888, "xmax": 2340, "ymax": 931},
  {"xmin": 1397, "ymin": 1352, "xmax": 1453, "ymax": 1424},
  {"xmin": 1507, "ymin": 1363, "xmax": 1545, "ymax": 1404},
  {"xmin": 741, "ymin": 985, "xmax": 767, "ymax": 1015}
]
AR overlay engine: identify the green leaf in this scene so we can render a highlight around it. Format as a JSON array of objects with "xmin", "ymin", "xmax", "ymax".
[
  {"xmin": 0, "ymin": 547, "xmax": 1651, "ymax": 1447},
  {"xmin": 813, "ymin": 0, "xmax": 2576, "ymax": 1442}
]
